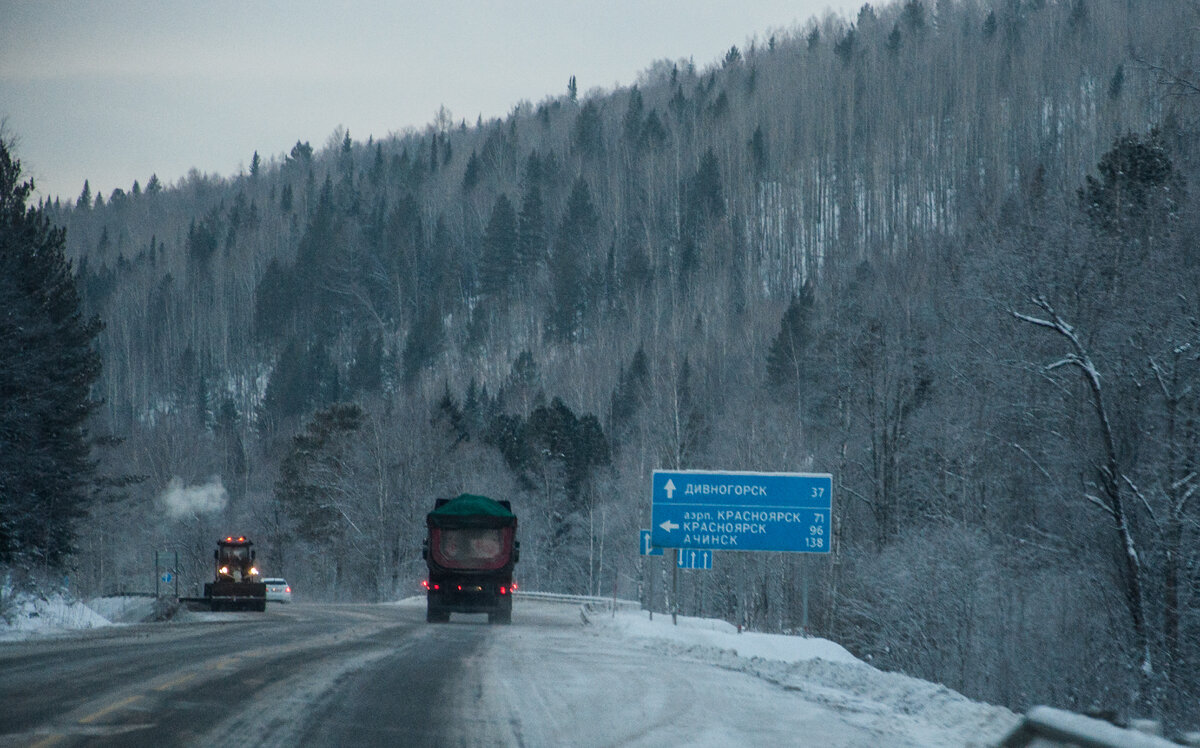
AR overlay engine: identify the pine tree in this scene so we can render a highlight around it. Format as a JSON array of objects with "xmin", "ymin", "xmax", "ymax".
[
  {"xmin": 0, "ymin": 141, "xmax": 104, "ymax": 569},
  {"xmin": 766, "ymin": 285, "xmax": 816, "ymax": 398},
  {"xmin": 462, "ymin": 151, "xmax": 481, "ymax": 192},
  {"xmin": 573, "ymin": 101, "xmax": 605, "ymax": 159},
  {"xmin": 1079, "ymin": 129, "xmax": 1180, "ymax": 239},
  {"xmin": 76, "ymin": 180, "xmax": 92, "ymax": 211},
  {"xmin": 610, "ymin": 345, "xmax": 650, "ymax": 441},
  {"xmin": 274, "ymin": 403, "xmax": 365, "ymax": 544},
  {"xmin": 479, "ymin": 194, "xmax": 519, "ymax": 298},
  {"xmin": 548, "ymin": 177, "xmax": 599, "ymax": 341},
  {"xmin": 517, "ymin": 174, "xmax": 547, "ymax": 278}
]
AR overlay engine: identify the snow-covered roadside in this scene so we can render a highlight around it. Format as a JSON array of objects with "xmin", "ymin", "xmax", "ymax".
[
  {"xmin": 453, "ymin": 597, "xmax": 1020, "ymax": 747},
  {"xmin": 583, "ymin": 603, "xmax": 1021, "ymax": 746},
  {"xmin": 0, "ymin": 591, "xmax": 114, "ymax": 640},
  {"xmin": 0, "ymin": 590, "xmax": 163, "ymax": 641}
]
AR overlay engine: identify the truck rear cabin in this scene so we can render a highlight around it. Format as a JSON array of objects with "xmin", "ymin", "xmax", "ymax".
[{"xmin": 423, "ymin": 494, "xmax": 518, "ymax": 624}]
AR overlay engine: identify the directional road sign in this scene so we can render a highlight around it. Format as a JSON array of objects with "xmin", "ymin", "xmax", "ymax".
[
  {"xmin": 676, "ymin": 548, "xmax": 713, "ymax": 570},
  {"xmin": 651, "ymin": 470, "xmax": 832, "ymax": 553},
  {"xmin": 640, "ymin": 529, "xmax": 664, "ymax": 556}
]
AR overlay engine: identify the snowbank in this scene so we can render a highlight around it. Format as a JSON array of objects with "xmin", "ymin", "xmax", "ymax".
[
  {"xmin": 587, "ymin": 604, "xmax": 1020, "ymax": 747},
  {"xmin": 595, "ymin": 606, "xmax": 861, "ymax": 664},
  {"xmin": 0, "ymin": 591, "xmax": 113, "ymax": 640}
]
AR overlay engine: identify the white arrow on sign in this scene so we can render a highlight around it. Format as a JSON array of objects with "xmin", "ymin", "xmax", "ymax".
[
  {"xmin": 659, "ymin": 519, "xmax": 679, "ymax": 532},
  {"xmin": 664, "ymin": 479, "xmax": 676, "ymax": 499}
]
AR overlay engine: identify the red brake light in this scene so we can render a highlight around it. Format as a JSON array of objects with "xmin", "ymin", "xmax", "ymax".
[
  {"xmin": 500, "ymin": 586, "xmax": 507, "ymax": 595},
  {"xmin": 512, "ymin": 582, "xmax": 518, "ymax": 591},
  {"xmin": 421, "ymin": 580, "xmax": 429, "ymax": 589},
  {"xmin": 285, "ymin": 586, "xmax": 291, "ymax": 593},
  {"xmin": 457, "ymin": 585, "xmax": 462, "ymax": 591},
  {"xmin": 432, "ymin": 584, "xmax": 440, "ymax": 590}
]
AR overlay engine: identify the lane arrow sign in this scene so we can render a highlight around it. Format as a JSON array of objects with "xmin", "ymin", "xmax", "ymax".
[
  {"xmin": 664, "ymin": 479, "xmax": 676, "ymax": 499},
  {"xmin": 659, "ymin": 519, "xmax": 679, "ymax": 532}
]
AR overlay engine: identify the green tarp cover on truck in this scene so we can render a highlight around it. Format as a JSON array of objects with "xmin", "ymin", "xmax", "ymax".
[{"xmin": 427, "ymin": 494, "xmax": 516, "ymax": 528}]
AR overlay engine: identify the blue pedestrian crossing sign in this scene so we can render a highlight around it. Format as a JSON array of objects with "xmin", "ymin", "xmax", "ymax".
[{"xmin": 651, "ymin": 469, "xmax": 832, "ymax": 553}]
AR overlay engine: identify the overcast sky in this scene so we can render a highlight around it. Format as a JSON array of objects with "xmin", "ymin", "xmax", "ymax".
[{"xmin": 1, "ymin": 1, "xmax": 862, "ymax": 204}]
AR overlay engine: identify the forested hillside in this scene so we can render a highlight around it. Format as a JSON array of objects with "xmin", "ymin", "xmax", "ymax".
[{"xmin": 34, "ymin": 0, "xmax": 1200, "ymax": 729}]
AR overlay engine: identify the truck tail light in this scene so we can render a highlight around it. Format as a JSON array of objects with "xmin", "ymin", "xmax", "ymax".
[
  {"xmin": 499, "ymin": 586, "xmax": 507, "ymax": 595},
  {"xmin": 421, "ymin": 580, "xmax": 429, "ymax": 589}
]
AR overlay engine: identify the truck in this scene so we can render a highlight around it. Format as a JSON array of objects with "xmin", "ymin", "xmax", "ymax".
[
  {"xmin": 422, "ymin": 494, "xmax": 519, "ymax": 624},
  {"xmin": 196, "ymin": 536, "xmax": 267, "ymax": 611}
]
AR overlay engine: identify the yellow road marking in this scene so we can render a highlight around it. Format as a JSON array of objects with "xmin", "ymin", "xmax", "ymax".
[
  {"xmin": 154, "ymin": 672, "xmax": 198, "ymax": 691},
  {"xmin": 78, "ymin": 693, "xmax": 143, "ymax": 724}
]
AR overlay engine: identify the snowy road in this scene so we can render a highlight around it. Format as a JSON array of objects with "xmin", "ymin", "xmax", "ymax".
[{"xmin": 0, "ymin": 596, "xmax": 1017, "ymax": 746}]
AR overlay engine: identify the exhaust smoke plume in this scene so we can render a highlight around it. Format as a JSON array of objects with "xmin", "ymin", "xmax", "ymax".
[{"xmin": 162, "ymin": 476, "xmax": 228, "ymax": 518}]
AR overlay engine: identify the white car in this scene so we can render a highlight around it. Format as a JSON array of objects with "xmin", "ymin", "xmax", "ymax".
[{"xmin": 262, "ymin": 578, "xmax": 292, "ymax": 603}]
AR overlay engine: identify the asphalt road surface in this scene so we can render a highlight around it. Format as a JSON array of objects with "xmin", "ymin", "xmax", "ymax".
[
  {"xmin": 0, "ymin": 600, "xmax": 487, "ymax": 747},
  {"xmin": 2, "ymin": 596, "xmax": 963, "ymax": 747}
]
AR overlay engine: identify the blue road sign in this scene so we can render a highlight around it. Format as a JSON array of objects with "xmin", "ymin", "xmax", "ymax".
[
  {"xmin": 640, "ymin": 529, "xmax": 664, "ymax": 556},
  {"xmin": 676, "ymin": 548, "xmax": 713, "ymax": 570},
  {"xmin": 651, "ymin": 470, "xmax": 832, "ymax": 553}
]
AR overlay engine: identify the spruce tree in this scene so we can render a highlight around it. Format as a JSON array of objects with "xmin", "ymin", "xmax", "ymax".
[
  {"xmin": 0, "ymin": 142, "xmax": 104, "ymax": 570},
  {"xmin": 766, "ymin": 285, "xmax": 816, "ymax": 398},
  {"xmin": 479, "ymin": 194, "xmax": 518, "ymax": 298},
  {"xmin": 548, "ymin": 177, "xmax": 599, "ymax": 341}
]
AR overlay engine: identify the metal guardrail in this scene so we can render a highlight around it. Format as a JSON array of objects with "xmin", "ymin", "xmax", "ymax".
[
  {"xmin": 513, "ymin": 590, "xmax": 641, "ymax": 610},
  {"xmin": 997, "ymin": 706, "xmax": 1188, "ymax": 748}
]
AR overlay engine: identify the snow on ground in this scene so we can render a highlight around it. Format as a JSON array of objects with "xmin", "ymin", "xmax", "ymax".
[
  {"xmin": 584, "ymin": 603, "xmax": 1020, "ymax": 746},
  {"xmin": 419, "ymin": 595, "xmax": 1021, "ymax": 747},
  {"xmin": 0, "ymin": 590, "xmax": 116, "ymax": 640}
]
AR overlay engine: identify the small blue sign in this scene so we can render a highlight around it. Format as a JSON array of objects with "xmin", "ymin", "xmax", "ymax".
[
  {"xmin": 651, "ymin": 470, "xmax": 832, "ymax": 553},
  {"xmin": 676, "ymin": 549, "xmax": 713, "ymax": 570},
  {"xmin": 640, "ymin": 529, "xmax": 664, "ymax": 556},
  {"xmin": 161, "ymin": 572, "xmax": 173, "ymax": 583}
]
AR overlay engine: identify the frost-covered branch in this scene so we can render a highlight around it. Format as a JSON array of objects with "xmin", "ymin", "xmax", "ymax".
[
  {"xmin": 1121, "ymin": 474, "xmax": 1159, "ymax": 529},
  {"xmin": 1084, "ymin": 492, "xmax": 1116, "ymax": 518}
]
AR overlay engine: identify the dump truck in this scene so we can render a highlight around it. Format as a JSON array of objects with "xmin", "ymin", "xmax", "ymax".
[
  {"xmin": 198, "ymin": 536, "xmax": 267, "ymax": 611},
  {"xmin": 422, "ymin": 494, "xmax": 519, "ymax": 624}
]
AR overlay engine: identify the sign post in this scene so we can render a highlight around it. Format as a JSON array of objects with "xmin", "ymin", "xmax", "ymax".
[{"xmin": 648, "ymin": 470, "xmax": 832, "ymax": 626}]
